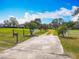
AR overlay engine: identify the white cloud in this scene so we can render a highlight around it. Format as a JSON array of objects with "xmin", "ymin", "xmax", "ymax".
[
  {"xmin": 18, "ymin": 7, "xmax": 73, "ymax": 24},
  {"xmin": 2, "ymin": 6, "xmax": 77, "ymax": 24},
  {"xmin": 72, "ymin": 6, "xmax": 78, "ymax": 11},
  {"xmin": 58, "ymin": 8, "xmax": 72, "ymax": 16},
  {"xmin": 71, "ymin": 6, "xmax": 79, "ymax": 22},
  {"xmin": 0, "ymin": 17, "xmax": 4, "ymax": 23}
]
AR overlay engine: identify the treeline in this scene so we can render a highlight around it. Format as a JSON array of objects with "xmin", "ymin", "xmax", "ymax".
[
  {"xmin": 0, "ymin": 17, "xmax": 79, "ymax": 30},
  {"xmin": 0, "ymin": 17, "xmax": 19, "ymax": 28}
]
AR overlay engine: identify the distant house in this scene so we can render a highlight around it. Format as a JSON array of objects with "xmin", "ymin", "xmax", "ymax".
[
  {"xmin": 18, "ymin": 24, "xmax": 25, "ymax": 28},
  {"xmin": 0, "ymin": 24, "xmax": 4, "ymax": 28}
]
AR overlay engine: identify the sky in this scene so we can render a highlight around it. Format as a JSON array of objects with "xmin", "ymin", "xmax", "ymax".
[{"xmin": 0, "ymin": 0, "xmax": 79, "ymax": 24}]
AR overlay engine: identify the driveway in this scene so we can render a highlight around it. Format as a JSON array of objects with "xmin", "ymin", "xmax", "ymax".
[{"xmin": 0, "ymin": 34, "xmax": 71, "ymax": 59}]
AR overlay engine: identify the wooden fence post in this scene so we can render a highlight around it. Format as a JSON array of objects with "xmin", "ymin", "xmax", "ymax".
[
  {"xmin": 13, "ymin": 29, "xmax": 14, "ymax": 37},
  {"xmin": 14, "ymin": 33, "xmax": 18, "ymax": 44},
  {"xmin": 12, "ymin": 29, "xmax": 19, "ymax": 44},
  {"xmin": 23, "ymin": 29, "xmax": 25, "ymax": 37}
]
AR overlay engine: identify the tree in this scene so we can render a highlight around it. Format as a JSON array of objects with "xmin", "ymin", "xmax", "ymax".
[
  {"xmin": 52, "ymin": 18, "xmax": 59, "ymax": 29},
  {"xmin": 64, "ymin": 21, "xmax": 75, "ymax": 29},
  {"xmin": 57, "ymin": 21, "xmax": 76, "ymax": 37},
  {"xmin": 25, "ymin": 21, "xmax": 38, "ymax": 36},
  {"xmin": 58, "ymin": 18, "xmax": 64, "ymax": 24},
  {"xmin": 24, "ymin": 22, "xmax": 29, "ymax": 28},
  {"xmin": 29, "ymin": 21, "xmax": 38, "ymax": 29},
  {"xmin": 10, "ymin": 17, "xmax": 19, "ymax": 27},
  {"xmin": 57, "ymin": 24, "xmax": 67, "ymax": 37},
  {"xmin": 3, "ymin": 17, "xmax": 19, "ymax": 28},
  {"xmin": 35, "ymin": 18, "xmax": 41, "ymax": 24},
  {"xmin": 41, "ymin": 24, "xmax": 48, "ymax": 31},
  {"xmin": 52, "ymin": 18, "xmax": 63, "ymax": 29},
  {"xmin": 52, "ymin": 18, "xmax": 63, "ymax": 25},
  {"xmin": 4, "ymin": 20, "xmax": 10, "ymax": 27},
  {"xmin": 52, "ymin": 18, "xmax": 59, "ymax": 23},
  {"xmin": 35, "ymin": 18, "xmax": 42, "ymax": 29}
]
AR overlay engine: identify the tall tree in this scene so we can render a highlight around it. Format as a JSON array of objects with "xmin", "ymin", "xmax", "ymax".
[
  {"xmin": 35, "ymin": 18, "xmax": 41, "ymax": 24},
  {"xmin": 4, "ymin": 20, "xmax": 10, "ymax": 27},
  {"xmin": 52, "ymin": 18, "xmax": 63, "ymax": 24},
  {"xmin": 52, "ymin": 18, "xmax": 64, "ymax": 29},
  {"xmin": 9, "ymin": 17, "xmax": 19, "ymax": 27},
  {"xmin": 52, "ymin": 18, "xmax": 59, "ymax": 29},
  {"xmin": 35, "ymin": 18, "xmax": 41, "ymax": 29},
  {"xmin": 52, "ymin": 18, "xmax": 58, "ymax": 23},
  {"xmin": 58, "ymin": 18, "xmax": 64, "ymax": 24},
  {"xmin": 25, "ymin": 21, "xmax": 38, "ymax": 36}
]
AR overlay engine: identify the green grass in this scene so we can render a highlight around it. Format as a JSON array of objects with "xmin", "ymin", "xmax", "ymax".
[
  {"xmin": 60, "ymin": 30, "xmax": 79, "ymax": 59},
  {"xmin": 0, "ymin": 28, "xmax": 46, "ymax": 52}
]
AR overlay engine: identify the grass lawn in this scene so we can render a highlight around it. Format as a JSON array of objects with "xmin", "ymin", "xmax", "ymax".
[
  {"xmin": 0, "ymin": 28, "xmax": 46, "ymax": 52},
  {"xmin": 60, "ymin": 30, "xmax": 79, "ymax": 59}
]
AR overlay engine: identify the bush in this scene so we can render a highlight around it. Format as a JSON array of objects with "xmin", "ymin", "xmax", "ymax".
[{"xmin": 57, "ymin": 25, "xmax": 67, "ymax": 37}]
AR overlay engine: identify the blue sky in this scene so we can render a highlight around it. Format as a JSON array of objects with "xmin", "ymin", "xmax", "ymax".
[{"xmin": 0, "ymin": 0, "xmax": 79, "ymax": 24}]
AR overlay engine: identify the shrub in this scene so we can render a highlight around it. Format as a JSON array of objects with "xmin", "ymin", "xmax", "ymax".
[{"xmin": 57, "ymin": 25, "xmax": 67, "ymax": 37}]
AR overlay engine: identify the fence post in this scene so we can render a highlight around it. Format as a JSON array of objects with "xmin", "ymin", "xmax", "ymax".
[
  {"xmin": 23, "ymin": 29, "xmax": 25, "ymax": 37},
  {"xmin": 13, "ymin": 29, "xmax": 14, "ymax": 37},
  {"xmin": 15, "ymin": 33, "xmax": 18, "ymax": 44}
]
